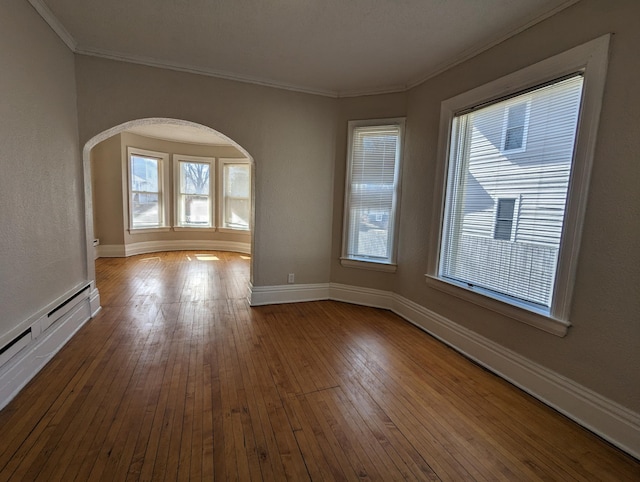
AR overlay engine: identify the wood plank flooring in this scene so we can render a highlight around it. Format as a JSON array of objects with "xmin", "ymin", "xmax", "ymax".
[{"xmin": 0, "ymin": 250, "xmax": 638, "ymax": 481}]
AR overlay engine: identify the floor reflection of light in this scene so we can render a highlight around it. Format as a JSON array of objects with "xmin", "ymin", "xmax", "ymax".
[
  {"xmin": 141, "ymin": 257, "xmax": 161, "ymax": 262},
  {"xmin": 240, "ymin": 255, "xmax": 251, "ymax": 260},
  {"xmin": 195, "ymin": 254, "xmax": 219, "ymax": 261},
  {"xmin": 187, "ymin": 255, "xmax": 192, "ymax": 261}
]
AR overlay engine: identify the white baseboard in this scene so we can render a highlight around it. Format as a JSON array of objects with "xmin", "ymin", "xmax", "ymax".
[
  {"xmin": 249, "ymin": 282, "xmax": 640, "ymax": 459},
  {"xmin": 89, "ymin": 287, "xmax": 101, "ymax": 317},
  {"xmin": 96, "ymin": 240, "xmax": 251, "ymax": 258},
  {"xmin": 0, "ymin": 290, "xmax": 95, "ymax": 411},
  {"xmin": 249, "ymin": 283, "xmax": 330, "ymax": 306}
]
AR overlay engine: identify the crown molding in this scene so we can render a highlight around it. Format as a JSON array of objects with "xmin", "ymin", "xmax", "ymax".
[
  {"xmin": 76, "ymin": 46, "xmax": 340, "ymax": 98},
  {"xmin": 28, "ymin": 0, "xmax": 77, "ymax": 51},
  {"xmin": 29, "ymin": 0, "xmax": 582, "ymax": 99}
]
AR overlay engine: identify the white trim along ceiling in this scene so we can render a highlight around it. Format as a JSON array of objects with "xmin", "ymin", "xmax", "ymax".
[{"xmin": 30, "ymin": 0, "xmax": 580, "ymax": 98}]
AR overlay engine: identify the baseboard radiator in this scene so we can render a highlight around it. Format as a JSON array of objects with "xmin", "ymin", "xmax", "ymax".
[
  {"xmin": 43, "ymin": 284, "xmax": 90, "ymax": 331},
  {"xmin": 0, "ymin": 283, "xmax": 94, "ymax": 405}
]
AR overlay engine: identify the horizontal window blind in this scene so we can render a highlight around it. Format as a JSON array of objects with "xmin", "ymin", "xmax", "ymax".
[
  {"xmin": 223, "ymin": 163, "xmax": 250, "ymax": 230},
  {"xmin": 346, "ymin": 124, "xmax": 401, "ymax": 261},
  {"xmin": 440, "ymin": 75, "xmax": 584, "ymax": 309}
]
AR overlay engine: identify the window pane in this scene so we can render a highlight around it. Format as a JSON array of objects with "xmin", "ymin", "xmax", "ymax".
[
  {"xmin": 504, "ymin": 125, "xmax": 525, "ymax": 150},
  {"xmin": 494, "ymin": 198, "xmax": 516, "ymax": 240},
  {"xmin": 507, "ymin": 103, "xmax": 527, "ymax": 128},
  {"xmin": 181, "ymin": 162, "xmax": 210, "ymax": 195},
  {"xmin": 223, "ymin": 164, "xmax": 250, "ymax": 230},
  {"xmin": 132, "ymin": 193, "xmax": 159, "ymax": 227},
  {"xmin": 131, "ymin": 156, "xmax": 159, "ymax": 192},
  {"xmin": 346, "ymin": 125, "xmax": 400, "ymax": 261},
  {"xmin": 441, "ymin": 75, "xmax": 584, "ymax": 309},
  {"xmin": 224, "ymin": 198, "xmax": 250, "ymax": 229},
  {"xmin": 178, "ymin": 161, "xmax": 211, "ymax": 226},
  {"xmin": 130, "ymin": 154, "xmax": 161, "ymax": 228},
  {"xmin": 225, "ymin": 165, "xmax": 250, "ymax": 198},
  {"xmin": 181, "ymin": 194, "xmax": 210, "ymax": 225}
]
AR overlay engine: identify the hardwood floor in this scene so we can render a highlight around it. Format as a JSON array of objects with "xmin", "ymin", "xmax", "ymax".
[{"xmin": 0, "ymin": 250, "xmax": 638, "ymax": 481}]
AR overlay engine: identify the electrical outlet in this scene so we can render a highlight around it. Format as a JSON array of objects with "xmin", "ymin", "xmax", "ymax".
[
  {"xmin": 92, "ymin": 239, "xmax": 100, "ymax": 247},
  {"xmin": 287, "ymin": 273, "xmax": 295, "ymax": 284}
]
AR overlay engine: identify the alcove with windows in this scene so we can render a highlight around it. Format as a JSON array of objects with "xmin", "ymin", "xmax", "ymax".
[{"xmin": 90, "ymin": 123, "xmax": 253, "ymax": 259}]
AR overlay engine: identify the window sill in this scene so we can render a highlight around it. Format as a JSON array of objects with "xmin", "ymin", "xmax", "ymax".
[
  {"xmin": 218, "ymin": 227, "xmax": 251, "ymax": 234},
  {"xmin": 424, "ymin": 274, "xmax": 570, "ymax": 337},
  {"xmin": 173, "ymin": 226, "xmax": 216, "ymax": 232},
  {"xmin": 129, "ymin": 227, "xmax": 171, "ymax": 234},
  {"xmin": 340, "ymin": 258, "xmax": 397, "ymax": 273}
]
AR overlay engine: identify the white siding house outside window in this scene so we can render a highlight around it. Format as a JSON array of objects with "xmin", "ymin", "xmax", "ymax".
[
  {"xmin": 427, "ymin": 36, "xmax": 609, "ymax": 335},
  {"xmin": 441, "ymin": 75, "xmax": 584, "ymax": 309},
  {"xmin": 341, "ymin": 119, "xmax": 404, "ymax": 271}
]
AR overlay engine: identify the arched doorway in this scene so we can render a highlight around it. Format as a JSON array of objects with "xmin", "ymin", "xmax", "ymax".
[{"xmin": 82, "ymin": 118, "xmax": 255, "ymax": 305}]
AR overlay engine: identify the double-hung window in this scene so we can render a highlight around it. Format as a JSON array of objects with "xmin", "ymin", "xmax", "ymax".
[
  {"xmin": 427, "ymin": 36, "xmax": 609, "ymax": 335},
  {"xmin": 174, "ymin": 155, "xmax": 215, "ymax": 228},
  {"xmin": 219, "ymin": 159, "xmax": 251, "ymax": 231},
  {"xmin": 128, "ymin": 148, "xmax": 169, "ymax": 230},
  {"xmin": 342, "ymin": 118, "xmax": 404, "ymax": 271}
]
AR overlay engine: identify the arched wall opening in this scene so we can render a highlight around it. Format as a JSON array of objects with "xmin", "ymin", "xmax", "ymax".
[{"xmin": 82, "ymin": 117, "xmax": 256, "ymax": 300}]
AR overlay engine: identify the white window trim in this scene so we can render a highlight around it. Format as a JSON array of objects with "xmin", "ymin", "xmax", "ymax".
[
  {"xmin": 173, "ymin": 154, "xmax": 216, "ymax": 229},
  {"xmin": 218, "ymin": 158, "xmax": 252, "ymax": 233},
  {"xmin": 341, "ymin": 117, "xmax": 405, "ymax": 271},
  {"xmin": 126, "ymin": 147, "xmax": 170, "ymax": 232},
  {"xmin": 500, "ymin": 98, "xmax": 531, "ymax": 154},
  {"xmin": 426, "ymin": 35, "xmax": 610, "ymax": 336}
]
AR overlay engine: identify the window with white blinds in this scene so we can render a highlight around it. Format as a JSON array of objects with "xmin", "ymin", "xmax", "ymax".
[
  {"xmin": 220, "ymin": 160, "xmax": 251, "ymax": 231},
  {"xmin": 428, "ymin": 36, "xmax": 609, "ymax": 333},
  {"xmin": 342, "ymin": 119, "xmax": 404, "ymax": 267},
  {"xmin": 440, "ymin": 75, "xmax": 584, "ymax": 311}
]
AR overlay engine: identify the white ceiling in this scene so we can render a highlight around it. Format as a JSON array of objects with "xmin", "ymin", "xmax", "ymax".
[{"xmin": 33, "ymin": 0, "xmax": 579, "ymax": 98}]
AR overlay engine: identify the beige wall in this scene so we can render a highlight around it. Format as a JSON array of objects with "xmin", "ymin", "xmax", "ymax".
[
  {"xmin": 0, "ymin": 0, "xmax": 85, "ymax": 346},
  {"xmin": 91, "ymin": 134, "xmax": 124, "ymax": 246},
  {"xmin": 76, "ymin": 57, "xmax": 337, "ymax": 285},
  {"xmin": 331, "ymin": 92, "xmax": 407, "ymax": 294},
  {"xmin": 2, "ymin": 0, "xmax": 637, "ymax": 430},
  {"xmin": 91, "ymin": 132, "xmax": 250, "ymax": 248},
  {"xmin": 332, "ymin": 0, "xmax": 640, "ymax": 411}
]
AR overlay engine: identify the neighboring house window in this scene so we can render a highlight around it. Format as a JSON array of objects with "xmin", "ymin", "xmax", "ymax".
[
  {"xmin": 128, "ymin": 148, "xmax": 169, "ymax": 230},
  {"xmin": 219, "ymin": 159, "xmax": 251, "ymax": 231},
  {"xmin": 175, "ymin": 155, "xmax": 215, "ymax": 228},
  {"xmin": 494, "ymin": 198, "xmax": 516, "ymax": 241},
  {"xmin": 341, "ymin": 118, "xmax": 404, "ymax": 270},
  {"xmin": 427, "ymin": 36, "xmax": 609, "ymax": 334},
  {"xmin": 502, "ymin": 101, "xmax": 530, "ymax": 152}
]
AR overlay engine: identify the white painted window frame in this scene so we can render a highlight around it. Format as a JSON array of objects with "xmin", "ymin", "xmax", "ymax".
[
  {"xmin": 426, "ymin": 35, "xmax": 610, "ymax": 336},
  {"xmin": 173, "ymin": 154, "xmax": 216, "ymax": 230},
  {"xmin": 341, "ymin": 118, "xmax": 405, "ymax": 272},
  {"xmin": 127, "ymin": 147, "xmax": 170, "ymax": 232},
  {"xmin": 218, "ymin": 158, "xmax": 252, "ymax": 233}
]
